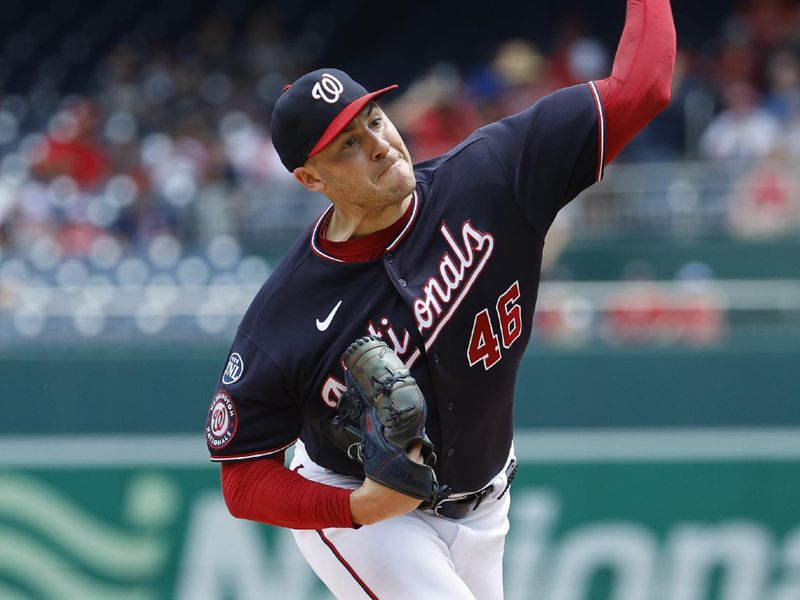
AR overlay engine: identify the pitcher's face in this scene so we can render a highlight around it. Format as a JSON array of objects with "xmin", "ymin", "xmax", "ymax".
[{"xmin": 295, "ymin": 103, "xmax": 415, "ymax": 209}]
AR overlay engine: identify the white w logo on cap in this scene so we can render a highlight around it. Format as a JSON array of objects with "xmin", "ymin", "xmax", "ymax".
[{"xmin": 311, "ymin": 73, "xmax": 344, "ymax": 104}]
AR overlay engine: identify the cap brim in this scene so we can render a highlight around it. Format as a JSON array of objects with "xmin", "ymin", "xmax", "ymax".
[{"xmin": 307, "ymin": 85, "xmax": 398, "ymax": 158}]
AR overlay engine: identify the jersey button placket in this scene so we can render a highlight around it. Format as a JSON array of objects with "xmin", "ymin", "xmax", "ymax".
[{"xmin": 398, "ymin": 278, "xmax": 407, "ymax": 287}]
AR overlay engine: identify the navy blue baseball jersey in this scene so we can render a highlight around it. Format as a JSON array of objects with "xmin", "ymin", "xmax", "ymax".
[{"xmin": 206, "ymin": 83, "xmax": 605, "ymax": 493}]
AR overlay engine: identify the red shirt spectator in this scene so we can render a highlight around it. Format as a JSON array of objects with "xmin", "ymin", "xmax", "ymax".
[{"xmin": 32, "ymin": 100, "xmax": 110, "ymax": 191}]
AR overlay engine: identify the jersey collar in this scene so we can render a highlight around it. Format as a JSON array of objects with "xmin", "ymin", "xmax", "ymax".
[{"xmin": 310, "ymin": 189, "xmax": 420, "ymax": 263}]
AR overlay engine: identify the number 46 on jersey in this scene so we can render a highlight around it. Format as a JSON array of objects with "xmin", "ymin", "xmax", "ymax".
[{"xmin": 467, "ymin": 280, "xmax": 522, "ymax": 370}]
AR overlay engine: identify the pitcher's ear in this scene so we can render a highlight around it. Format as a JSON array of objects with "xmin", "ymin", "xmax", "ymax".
[{"xmin": 293, "ymin": 165, "xmax": 324, "ymax": 192}]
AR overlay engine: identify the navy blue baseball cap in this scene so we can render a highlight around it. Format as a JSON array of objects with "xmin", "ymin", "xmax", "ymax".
[{"xmin": 270, "ymin": 68, "xmax": 398, "ymax": 171}]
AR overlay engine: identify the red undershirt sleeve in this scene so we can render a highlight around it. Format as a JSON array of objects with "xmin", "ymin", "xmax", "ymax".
[
  {"xmin": 594, "ymin": 0, "xmax": 677, "ymax": 165},
  {"xmin": 220, "ymin": 451, "xmax": 357, "ymax": 530}
]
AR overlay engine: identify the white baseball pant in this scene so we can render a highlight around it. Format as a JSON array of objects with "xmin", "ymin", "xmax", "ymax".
[{"xmin": 290, "ymin": 440, "xmax": 512, "ymax": 600}]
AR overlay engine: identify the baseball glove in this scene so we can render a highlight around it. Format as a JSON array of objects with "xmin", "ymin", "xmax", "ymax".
[{"xmin": 324, "ymin": 335, "xmax": 447, "ymax": 508}]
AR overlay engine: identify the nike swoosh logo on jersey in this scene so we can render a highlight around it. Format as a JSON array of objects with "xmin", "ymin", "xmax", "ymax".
[{"xmin": 316, "ymin": 300, "xmax": 343, "ymax": 332}]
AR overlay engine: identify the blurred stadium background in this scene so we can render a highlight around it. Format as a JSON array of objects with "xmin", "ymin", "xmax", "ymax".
[{"xmin": 2, "ymin": 0, "xmax": 800, "ymax": 598}]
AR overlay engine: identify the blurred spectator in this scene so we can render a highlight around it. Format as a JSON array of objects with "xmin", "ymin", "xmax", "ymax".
[
  {"xmin": 96, "ymin": 43, "xmax": 144, "ymax": 116},
  {"xmin": 715, "ymin": 22, "xmax": 761, "ymax": 89},
  {"xmin": 737, "ymin": 0, "xmax": 797, "ymax": 49},
  {"xmin": 601, "ymin": 261, "xmax": 726, "ymax": 347},
  {"xmin": 388, "ymin": 63, "xmax": 482, "ymax": 162},
  {"xmin": 668, "ymin": 262, "xmax": 726, "ymax": 347},
  {"xmin": 491, "ymin": 40, "xmax": 554, "ymax": 111},
  {"xmin": 726, "ymin": 151, "xmax": 800, "ymax": 238},
  {"xmin": 699, "ymin": 81, "xmax": 782, "ymax": 161},
  {"xmin": 240, "ymin": 6, "xmax": 292, "ymax": 77},
  {"xmin": 31, "ymin": 99, "xmax": 109, "ymax": 190},
  {"xmin": 547, "ymin": 15, "xmax": 608, "ymax": 89},
  {"xmin": 602, "ymin": 262, "xmax": 672, "ymax": 345},
  {"xmin": 467, "ymin": 39, "xmax": 556, "ymax": 124},
  {"xmin": 21, "ymin": 99, "xmax": 112, "ymax": 255},
  {"xmin": 769, "ymin": 49, "xmax": 800, "ymax": 159},
  {"xmin": 533, "ymin": 289, "xmax": 594, "ymax": 348},
  {"xmin": 763, "ymin": 48, "xmax": 800, "ymax": 124}
]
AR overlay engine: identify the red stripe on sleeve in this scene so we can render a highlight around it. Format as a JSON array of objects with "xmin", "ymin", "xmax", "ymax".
[
  {"xmin": 220, "ymin": 451, "xmax": 356, "ymax": 530},
  {"xmin": 594, "ymin": 0, "xmax": 676, "ymax": 165}
]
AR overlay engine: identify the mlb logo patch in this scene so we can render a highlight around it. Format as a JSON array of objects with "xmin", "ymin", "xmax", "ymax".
[{"xmin": 222, "ymin": 352, "xmax": 244, "ymax": 384}]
